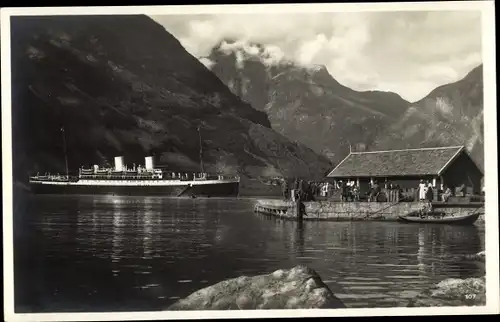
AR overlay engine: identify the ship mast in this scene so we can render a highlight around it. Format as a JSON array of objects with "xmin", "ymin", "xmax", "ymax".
[
  {"xmin": 61, "ymin": 126, "xmax": 69, "ymax": 180},
  {"xmin": 197, "ymin": 125, "xmax": 205, "ymax": 173}
]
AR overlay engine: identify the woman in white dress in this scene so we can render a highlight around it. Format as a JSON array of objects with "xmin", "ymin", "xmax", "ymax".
[
  {"xmin": 418, "ymin": 179, "xmax": 427, "ymax": 200},
  {"xmin": 321, "ymin": 182, "xmax": 329, "ymax": 197}
]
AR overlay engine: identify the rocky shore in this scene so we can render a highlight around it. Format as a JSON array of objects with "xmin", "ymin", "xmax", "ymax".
[
  {"xmin": 168, "ymin": 266, "xmax": 346, "ymax": 310},
  {"xmin": 168, "ymin": 251, "xmax": 486, "ymax": 310},
  {"xmin": 407, "ymin": 277, "xmax": 486, "ymax": 307}
]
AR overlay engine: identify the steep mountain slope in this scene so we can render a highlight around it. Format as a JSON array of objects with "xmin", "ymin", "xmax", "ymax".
[
  {"xmin": 10, "ymin": 15, "xmax": 332, "ymax": 193},
  {"xmin": 373, "ymin": 65, "xmax": 484, "ymax": 170},
  {"xmin": 205, "ymin": 40, "xmax": 410, "ymax": 164}
]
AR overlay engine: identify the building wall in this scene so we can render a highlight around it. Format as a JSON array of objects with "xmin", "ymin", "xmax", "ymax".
[{"xmin": 442, "ymin": 152, "xmax": 483, "ymax": 195}]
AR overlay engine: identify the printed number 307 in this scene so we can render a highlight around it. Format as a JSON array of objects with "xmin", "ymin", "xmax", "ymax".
[{"xmin": 465, "ymin": 294, "xmax": 476, "ymax": 300}]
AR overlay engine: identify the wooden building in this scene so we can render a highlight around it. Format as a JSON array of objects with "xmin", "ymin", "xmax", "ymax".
[{"xmin": 326, "ymin": 146, "xmax": 483, "ymax": 201}]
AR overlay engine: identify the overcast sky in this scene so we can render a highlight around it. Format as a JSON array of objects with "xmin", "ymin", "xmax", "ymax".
[{"xmin": 151, "ymin": 10, "xmax": 482, "ymax": 102}]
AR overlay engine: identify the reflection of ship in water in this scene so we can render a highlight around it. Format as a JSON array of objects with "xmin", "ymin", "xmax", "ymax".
[
  {"xmin": 111, "ymin": 198, "xmax": 125, "ymax": 271},
  {"xmin": 108, "ymin": 196, "xmax": 159, "ymax": 264},
  {"xmin": 106, "ymin": 196, "xmax": 167, "ymax": 299},
  {"xmin": 142, "ymin": 197, "xmax": 155, "ymax": 260}
]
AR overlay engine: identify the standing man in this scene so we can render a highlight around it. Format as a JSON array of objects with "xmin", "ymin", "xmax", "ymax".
[
  {"xmin": 295, "ymin": 188, "xmax": 306, "ymax": 222},
  {"xmin": 303, "ymin": 180, "xmax": 311, "ymax": 201},
  {"xmin": 339, "ymin": 180, "xmax": 347, "ymax": 201},
  {"xmin": 281, "ymin": 179, "xmax": 289, "ymax": 200}
]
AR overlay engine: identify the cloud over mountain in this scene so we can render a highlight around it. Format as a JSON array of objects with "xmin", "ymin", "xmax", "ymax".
[{"xmin": 151, "ymin": 10, "xmax": 482, "ymax": 102}]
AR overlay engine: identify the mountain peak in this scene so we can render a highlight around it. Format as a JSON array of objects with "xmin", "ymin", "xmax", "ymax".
[
  {"xmin": 207, "ymin": 40, "xmax": 411, "ymax": 164},
  {"xmin": 465, "ymin": 63, "xmax": 483, "ymax": 79}
]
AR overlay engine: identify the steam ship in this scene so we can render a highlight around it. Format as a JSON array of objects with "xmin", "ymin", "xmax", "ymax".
[{"xmin": 28, "ymin": 127, "xmax": 240, "ymax": 197}]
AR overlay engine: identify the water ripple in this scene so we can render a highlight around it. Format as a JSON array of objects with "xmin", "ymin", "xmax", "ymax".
[{"xmin": 15, "ymin": 195, "xmax": 485, "ymax": 312}]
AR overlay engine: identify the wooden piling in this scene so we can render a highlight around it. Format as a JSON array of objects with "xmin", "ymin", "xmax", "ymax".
[{"xmin": 296, "ymin": 193, "xmax": 304, "ymax": 223}]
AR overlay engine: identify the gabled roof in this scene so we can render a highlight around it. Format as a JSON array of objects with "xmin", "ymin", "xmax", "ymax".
[{"xmin": 327, "ymin": 146, "xmax": 467, "ymax": 178}]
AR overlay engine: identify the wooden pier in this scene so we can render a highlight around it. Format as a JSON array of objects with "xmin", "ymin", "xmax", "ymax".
[{"xmin": 254, "ymin": 199, "xmax": 485, "ymax": 223}]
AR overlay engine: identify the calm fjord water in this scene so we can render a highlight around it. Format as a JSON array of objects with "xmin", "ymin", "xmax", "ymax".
[{"xmin": 14, "ymin": 194, "xmax": 484, "ymax": 312}]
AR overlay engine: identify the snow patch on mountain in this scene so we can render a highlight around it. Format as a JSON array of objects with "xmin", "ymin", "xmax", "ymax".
[{"xmin": 435, "ymin": 96, "xmax": 454, "ymax": 117}]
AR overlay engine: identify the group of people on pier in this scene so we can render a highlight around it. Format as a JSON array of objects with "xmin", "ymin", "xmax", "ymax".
[
  {"xmin": 279, "ymin": 177, "xmax": 459, "ymax": 203},
  {"xmin": 279, "ymin": 178, "xmax": 397, "ymax": 202},
  {"xmin": 336, "ymin": 179, "xmax": 360, "ymax": 201},
  {"xmin": 337, "ymin": 179, "xmax": 402, "ymax": 202},
  {"xmin": 280, "ymin": 178, "xmax": 320, "ymax": 202}
]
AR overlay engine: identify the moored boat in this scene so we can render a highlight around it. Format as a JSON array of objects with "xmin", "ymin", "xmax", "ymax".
[{"xmin": 398, "ymin": 211, "xmax": 480, "ymax": 225}]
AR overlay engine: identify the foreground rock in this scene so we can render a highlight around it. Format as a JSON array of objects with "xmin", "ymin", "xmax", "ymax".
[
  {"xmin": 168, "ymin": 266, "xmax": 346, "ymax": 310},
  {"xmin": 408, "ymin": 276, "xmax": 486, "ymax": 307}
]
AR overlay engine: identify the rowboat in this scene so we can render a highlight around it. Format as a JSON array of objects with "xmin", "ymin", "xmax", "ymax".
[{"xmin": 398, "ymin": 211, "xmax": 480, "ymax": 225}]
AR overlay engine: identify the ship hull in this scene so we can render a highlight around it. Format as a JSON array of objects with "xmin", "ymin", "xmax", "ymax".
[{"xmin": 29, "ymin": 181, "xmax": 239, "ymax": 197}]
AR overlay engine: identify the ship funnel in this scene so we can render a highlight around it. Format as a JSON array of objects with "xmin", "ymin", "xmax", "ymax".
[
  {"xmin": 145, "ymin": 156, "xmax": 154, "ymax": 171},
  {"xmin": 114, "ymin": 156, "xmax": 124, "ymax": 172}
]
